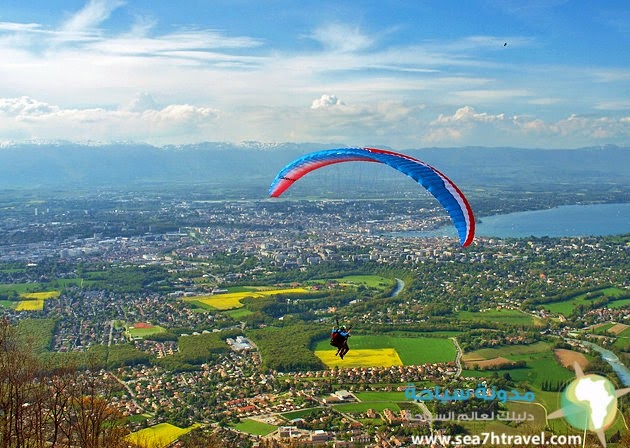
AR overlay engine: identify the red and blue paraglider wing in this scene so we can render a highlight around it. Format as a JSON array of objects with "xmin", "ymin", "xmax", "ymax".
[{"xmin": 269, "ymin": 147, "xmax": 475, "ymax": 247}]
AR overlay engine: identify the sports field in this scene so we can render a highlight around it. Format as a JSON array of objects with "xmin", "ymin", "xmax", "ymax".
[
  {"xmin": 183, "ymin": 287, "xmax": 309, "ymax": 310},
  {"xmin": 126, "ymin": 322, "xmax": 167, "ymax": 339},
  {"xmin": 231, "ymin": 418, "xmax": 277, "ymax": 436}
]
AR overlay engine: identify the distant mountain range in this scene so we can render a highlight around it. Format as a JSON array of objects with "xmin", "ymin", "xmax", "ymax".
[{"xmin": 0, "ymin": 142, "xmax": 628, "ymax": 197}]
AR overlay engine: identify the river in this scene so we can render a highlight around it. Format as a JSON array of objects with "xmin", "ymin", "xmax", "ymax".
[
  {"xmin": 389, "ymin": 203, "xmax": 630, "ymax": 239},
  {"xmin": 581, "ymin": 341, "xmax": 630, "ymax": 387},
  {"xmin": 390, "ymin": 278, "xmax": 405, "ymax": 297}
]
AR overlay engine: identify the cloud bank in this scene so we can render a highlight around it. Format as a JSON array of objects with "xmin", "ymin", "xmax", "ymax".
[{"xmin": 0, "ymin": 1, "xmax": 627, "ymax": 148}]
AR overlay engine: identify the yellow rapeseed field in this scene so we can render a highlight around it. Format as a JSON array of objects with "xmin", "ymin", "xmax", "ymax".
[
  {"xmin": 127, "ymin": 423, "xmax": 199, "ymax": 448},
  {"xmin": 16, "ymin": 300, "xmax": 45, "ymax": 311},
  {"xmin": 185, "ymin": 287, "xmax": 308, "ymax": 310},
  {"xmin": 20, "ymin": 291, "xmax": 61, "ymax": 299},
  {"xmin": 14, "ymin": 290, "xmax": 60, "ymax": 311},
  {"xmin": 315, "ymin": 348, "xmax": 403, "ymax": 369}
]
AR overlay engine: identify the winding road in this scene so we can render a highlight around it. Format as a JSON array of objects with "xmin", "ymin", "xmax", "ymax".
[{"xmin": 450, "ymin": 337, "xmax": 463, "ymax": 378}]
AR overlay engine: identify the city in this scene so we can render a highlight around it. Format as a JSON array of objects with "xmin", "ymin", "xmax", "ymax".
[{"xmin": 0, "ymin": 191, "xmax": 628, "ymax": 447}]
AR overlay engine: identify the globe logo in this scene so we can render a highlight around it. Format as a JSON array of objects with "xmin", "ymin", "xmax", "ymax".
[
  {"xmin": 560, "ymin": 374, "xmax": 617, "ymax": 432},
  {"xmin": 548, "ymin": 362, "xmax": 629, "ymax": 447}
]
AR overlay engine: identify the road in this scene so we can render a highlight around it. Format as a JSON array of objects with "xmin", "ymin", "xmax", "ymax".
[
  {"xmin": 108, "ymin": 371, "xmax": 148, "ymax": 414},
  {"xmin": 450, "ymin": 337, "xmax": 463, "ymax": 378},
  {"xmin": 107, "ymin": 320, "xmax": 114, "ymax": 346}
]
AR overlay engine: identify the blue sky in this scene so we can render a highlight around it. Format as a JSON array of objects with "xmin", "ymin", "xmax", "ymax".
[{"xmin": 0, "ymin": 0, "xmax": 628, "ymax": 148}]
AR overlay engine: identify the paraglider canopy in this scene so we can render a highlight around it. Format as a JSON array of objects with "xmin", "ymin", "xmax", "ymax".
[{"xmin": 269, "ymin": 147, "xmax": 475, "ymax": 247}]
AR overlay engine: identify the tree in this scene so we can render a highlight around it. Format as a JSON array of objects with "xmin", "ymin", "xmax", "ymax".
[
  {"xmin": 0, "ymin": 317, "xmax": 41, "ymax": 447},
  {"xmin": 0, "ymin": 319, "xmax": 129, "ymax": 447},
  {"xmin": 62, "ymin": 371, "xmax": 129, "ymax": 448}
]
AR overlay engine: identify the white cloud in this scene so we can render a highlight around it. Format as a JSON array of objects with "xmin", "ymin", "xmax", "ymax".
[
  {"xmin": 548, "ymin": 114, "xmax": 630, "ymax": 140},
  {"xmin": 124, "ymin": 92, "xmax": 158, "ymax": 112},
  {"xmin": 0, "ymin": 22, "xmax": 43, "ymax": 32},
  {"xmin": 62, "ymin": 0, "xmax": 125, "ymax": 34},
  {"xmin": 0, "ymin": 96, "xmax": 219, "ymax": 144},
  {"xmin": 453, "ymin": 89, "xmax": 531, "ymax": 103},
  {"xmin": 311, "ymin": 94, "xmax": 345, "ymax": 109},
  {"xmin": 309, "ymin": 23, "xmax": 374, "ymax": 53},
  {"xmin": 425, "ymin": 106, "xmax": 630, "ymax": 147},
  {"xmin": 86, "ymin": 30, "xmax": 263, "ymax": 57},
  {"xmin": 432, "ymin": 106, "xmax": 506, "ymax": 124},
  {"xmin": 1, "ymin": 95, "xmax": 628, "ymax": 148},
  {"xmin": 528, "ymin": 97, "xmax": 561, "ymax": 105},
  {"xmin": 424, "ymin": 127, "xmax": 464, "ymax": 144},
  {"xmin": 0, "ymin": 96, "xmax": 59, "ymax": 116},
  {"xmin": 589, "ymin": 68, "xmax": 630, "ymax": 83},
  {"xmin": 594, "ymin": 100, "xmax": 630, "ymax": 111}
]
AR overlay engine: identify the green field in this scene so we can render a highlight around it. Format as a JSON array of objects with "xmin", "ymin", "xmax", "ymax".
[
  {"xmin": 326, "ymin": 275, "xmax": 395, "ymax": 289},
  {"xmin": 588, "ymin": 322, "xmax": 615, "ymax": 334},
  {"xmin": 334, "ymin": 401, "xmax": 401, "ymax": 413},
  {"xmin": 611, "ymin": 326, "xmax": 630, "ymax": 350},
  {"xmin": 0, "ymin": 280, "xmax": 86, "ymax": 295},
  {"xmin": 586, "ymin": 322, "xmax": 630, "ymax": 350},
  {"xmin": 332, "ymin": 391, "xmax": 420, "ymax": 414},
  {"xmin": 314, "ymin": 334, "xmax": 455, "ymax": 365},
  {"xmin": 543, "ymin": 287, "xmax": 627, "ymax": 315},
  {"xmin": 0, "ymin": 282, "xmax": 46, "ymax": 295},
  {"xmin": 224, "ymin": 286, "xmax": 261, "ymax": 293},
  {"xmin": 462, "ymin": 342, "xmax": 575, "ymax": 389},
  {"xmin": 281, "ymin": 407, "xmax": 325, "ymax": 421},
  {"xmin": 466, "ymin": 341, "xmax": 552, "ymax": 359},
  {"xmin": 609, "ymin": 297, "xmax": 630, "ymax": 309},
  {"xmin": 16, "ymin": 318, "xmax": 56, "ymax": 352},
  {"xmin": 456, "ymin": 309, "xmax": 542, "ymax": 327},
  {"xmin": 354, "ymin": 391, "xmax": 409, "ymax": 402},
  {"xmin": 231, "ymin": 419, "xmax": 277, "ymax": 436},
  {"xmin": 224, "ymin": 308, "xmax": 254, "ymax": 319}
]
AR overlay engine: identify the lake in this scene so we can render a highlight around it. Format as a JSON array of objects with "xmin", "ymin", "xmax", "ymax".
[{"xmin": 391, "ymin": 203, "xmax": 630, "ymax": 240}]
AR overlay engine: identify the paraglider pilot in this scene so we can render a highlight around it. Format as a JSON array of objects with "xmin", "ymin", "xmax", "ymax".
[{"xmin": 330, "ymin": 323, "xmax": 351, "ymax": 359}]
